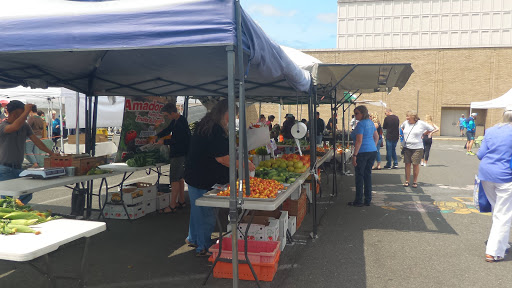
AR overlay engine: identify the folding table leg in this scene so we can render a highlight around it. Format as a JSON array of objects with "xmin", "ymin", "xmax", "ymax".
[
  {"xmin": 243, "ymin": 211, "xmax": 261, "ymax": 288},
  {"xmin": 43, "ymin": 254, "xmax": 57, "ymax": 288},
  {"xmin": 78, "ymin": 237, "xmax": 90, "ymax": 288}
]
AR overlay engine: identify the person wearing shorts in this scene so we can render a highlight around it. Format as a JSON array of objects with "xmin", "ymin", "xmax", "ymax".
[
  {"xmin": 465, "ymin": 113, "xmax": 477, "ymax": 155},
  {"xmin": 156, "ymin": 103, "xmax": 191, "ymax": 213},
  {"xmin": 400, "ymin": 111, "xmax": 434, "ymax": 188},
  {"xmin": 458, "ymin": 114, "xmax": 466, "ymax": 137}
]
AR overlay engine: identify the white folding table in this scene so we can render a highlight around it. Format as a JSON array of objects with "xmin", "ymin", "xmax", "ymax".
[
  {"xmin": 0, "ymin": 219, "xmax": 106, "ymax": 288},
  {"xmin": 0, "ymin": 163, "xmax": 166, "ymax": 219}
]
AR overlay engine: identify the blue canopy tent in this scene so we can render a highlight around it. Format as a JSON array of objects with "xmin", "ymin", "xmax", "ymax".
[{"xmin": 0, "ymin": 1, "xmax": 314, "ymax": 286}]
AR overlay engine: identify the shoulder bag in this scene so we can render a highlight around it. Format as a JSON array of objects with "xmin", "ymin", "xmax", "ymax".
[{"xmin": 401, "ymin": 122, "xmax": 417, "ymax": 156}]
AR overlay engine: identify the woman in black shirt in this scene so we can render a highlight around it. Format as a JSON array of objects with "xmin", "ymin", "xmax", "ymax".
[{"xmin": 185, "ymin": 99, "xmax": 255, "ymax": 256}]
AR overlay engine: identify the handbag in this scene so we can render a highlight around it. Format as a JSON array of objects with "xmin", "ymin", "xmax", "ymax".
[
  {"xmin": 473, "ymin": 175, "xmax": 492, "ymax": 213},
  {"xmin": 400, "ymin": 122, "xmax": 416, "ymax": 156}
]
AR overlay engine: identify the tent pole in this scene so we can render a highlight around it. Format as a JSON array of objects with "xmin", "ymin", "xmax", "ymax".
[
  {"xmin": 91, "ymin": 96, "xmax": 99, "ymax": 157},
  {"xmin": 226, "ymin": 45, "xmax": 239, "ymax": 288},
  {"xmin": 183, "ymin": 96, "xmax": 189, "ymax": 119},
  {"xmin": 59, "ymin": 96, "xmax": 64, "ymax": 152},
  {"xmin": 75, "ymin": 92, "xmax": 80, "ymax": 155},
  {"xmin": 332, "ymin": 91, "xmax": 337, "ymax": 197},
  {"xmin": 310, "ymin": 84, "xmax": 318, "ymax": 238}
]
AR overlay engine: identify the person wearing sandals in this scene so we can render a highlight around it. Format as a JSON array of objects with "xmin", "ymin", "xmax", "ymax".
[
  {"xmin": 184, "ymin": 100, "xmax": 255, "ymax": 256},
  {"xmin": 348, "ymin": 105, "xmax": 378, "ymax": 207},
  {"xmin": 476, "ymin": 106, "xmax": 512, "ymax": 263},
  {"xmin": 371, "ymin": 113, "xmax": 383, "ymax": 170},
  {"xmin": 400, "ymin": 111, "xmax": 434, "ymax": 188},
  {"xmin": 155, "ymin": 103, "xmax": 191, "ymax": 214}
]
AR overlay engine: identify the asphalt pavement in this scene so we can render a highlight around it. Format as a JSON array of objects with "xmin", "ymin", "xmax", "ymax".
[{"xmin": 1, "ymin": 139, "xmax": 511, "ymax": 288}]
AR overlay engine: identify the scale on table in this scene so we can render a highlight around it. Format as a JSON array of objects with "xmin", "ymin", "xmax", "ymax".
[{"xmin": 19, "ymin": 167, "xmax": 66, "ymax": 179}]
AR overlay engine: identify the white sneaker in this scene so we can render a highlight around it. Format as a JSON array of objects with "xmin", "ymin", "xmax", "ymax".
[{"xmin": 424, "ymin": 163, "xmax": 427, "ymax": 167}]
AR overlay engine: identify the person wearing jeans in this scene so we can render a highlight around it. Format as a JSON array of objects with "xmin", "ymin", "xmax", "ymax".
[
  {"xmin": 348, "ymin": 105, "xmax": 378, "ymax": 207},
  {"xmin": 186, "ymin": 185, "xmax": 217, "ymax": 254},
  {"xmin": 184, "ymin": 99, "xmax": 255, "ymax": 256},
  {"xmin": 383, "ymin": 108, "xmax": 400, "ymax": 169}
]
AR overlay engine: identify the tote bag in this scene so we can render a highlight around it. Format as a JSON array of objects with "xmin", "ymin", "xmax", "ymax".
[{"xmin": 473, "ymin": 175, "xmax": 492, "ymax": 213}]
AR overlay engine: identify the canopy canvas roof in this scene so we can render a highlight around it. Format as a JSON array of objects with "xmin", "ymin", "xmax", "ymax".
[
  {"xmin": 0, "ymin": 0, "xmax": 311, "ymax": 100},
  {"xmin": 470, "ymin": 88, "xmax": 512, "ymax": 110}
]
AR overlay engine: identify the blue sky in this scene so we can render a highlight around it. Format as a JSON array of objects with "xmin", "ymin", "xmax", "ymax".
[{"xmin": 241, "ymin": 0, "xmax": 337, "ymax": 50}]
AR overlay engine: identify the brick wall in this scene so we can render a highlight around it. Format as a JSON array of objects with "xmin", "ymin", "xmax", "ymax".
[{"xmin": 303, "ymin": 47, "xmax": 512, "ymax": 136}]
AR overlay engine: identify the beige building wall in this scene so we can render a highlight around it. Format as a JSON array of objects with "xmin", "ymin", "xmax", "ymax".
[{"xmin": 245, "ymin": 47, "xmax": 512, "ymax": 136}]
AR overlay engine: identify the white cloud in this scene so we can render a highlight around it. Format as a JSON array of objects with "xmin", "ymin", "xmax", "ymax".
[
  {"xmin": 316, "ymin": 13, "xmax": 337, "ymax": 23},
  {"xmin": 248, "ymin": 4, "xmax": 297, "ymax": 17}
]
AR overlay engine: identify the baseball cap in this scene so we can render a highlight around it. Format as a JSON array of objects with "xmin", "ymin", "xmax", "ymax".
[
  {"xmin": 6, "ymin": 100, "xmax": 25, "ymax": 113},
  {"xmin": 471, "ymin": 113, "xmax": 477, "ymax": 116},
  {"xmin": 285, "ymin": 113, "xmax": 294, "ymax": 118},
  {"xmin": 505, "ymin": 106, "xmax": 512, "ymax": 111}
]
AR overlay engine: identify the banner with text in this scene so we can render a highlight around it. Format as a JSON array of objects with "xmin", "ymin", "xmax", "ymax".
[{"xmin": 116, "ymin": 96, "xmax": 173, "ymax": 162}]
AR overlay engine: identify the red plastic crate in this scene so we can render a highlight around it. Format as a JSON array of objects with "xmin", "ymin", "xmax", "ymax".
[
  {"xmin": 209, "ymin": 250, "xmax": 281, "ymax": 282},
  {"xmin": 209, "ymin": 238, "xmax": 280, "ymax": 264}
]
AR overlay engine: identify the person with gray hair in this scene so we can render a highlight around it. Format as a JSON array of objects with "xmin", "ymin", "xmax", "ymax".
[
  {"xmin": 400, "ymin": 111, "xmax": 434, "ymax": 188},
  {"xmin": 476, "ymin": 106, "xmax": 512, "ymax": 262}
]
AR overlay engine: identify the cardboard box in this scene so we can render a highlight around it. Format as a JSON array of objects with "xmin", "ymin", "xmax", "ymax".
[
  {"xmin": 68, "ymin": 133, "xmax": 108, "ymax": 144},
  {"xmin": 144, "ymin": 198, "xmax": 157, "ymax": 214},
  {"xmin": 291, "ymin": 186, "xmax": 305, "ymax": 200},
  {"xmin": 288, "ymin": 216, "xmax": 297, "ymax": 236},
  {"xmin": 100, "ymin": 188, "xmax": 144, "ymax": 206},
  {"xmin": 156, "ymin": 192, "xmax": 170, "ymax": 210},
  {"xmin": 123, "ymin": 182, "xmax": 157, "ymax": 201},
  {"xmin": 104, "ymin": 202, "xmax": 144, "ymax": 219},
  {"xmin": 44, "ymin": 154, "xmax": 106, "ymax": 176},
  {"xmin": 282, "ymin": 191, "xmax": 307, "ymax": 216},
  {"xmin": 238, "ymin": 216, "xmax": 279, "ymax": 242},
  {"xmin": 254, "ymin": 210, "xmax": 288, "ymax": 250}
]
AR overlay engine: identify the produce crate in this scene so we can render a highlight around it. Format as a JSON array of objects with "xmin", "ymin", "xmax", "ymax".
[
  {"xmin": 73, "ymin": 156, "xmax": 106, "ymax": 175},
  {"xmin": 209, "ymin": 248, "xmax": 281, "ymax": 282},
  {"xmin": 44, "ymin": 155, "xmax": 106, "ymax": 175},
  {"xmin": 282, "ymin": 190, "xmax": 307, "ymax": 216},
  {"xmin": 209, "ymin": 238, "xmax": 280, "ymax": 264}
]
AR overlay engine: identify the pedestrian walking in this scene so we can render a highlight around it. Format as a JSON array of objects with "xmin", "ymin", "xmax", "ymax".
[
  {"xmin": 400, "ymin": 111, "xmax": 434, "ymax": 188},
  {"xmin": 371, "ymin": 113, "xmax": 383, "ymax": 170},
  {"xmin": 25, "ymin": 105, "xmax": 45, "ymax": 168},
  {"xmin": 458, "ymin": 114, "xmax": 466, "ymax": 137},
  {"xmin": 348, "ymin": 105, "xmax": 378, "ymax": 207},
  {"xmin": 382, "ymin": 108, "xmax": 400, "ymax": 169},
  {"xmin": 465, "ymin": 113, "xmax": 477, "ymax": 155},
  {"xmin": 420, "ymin": 115, "xmax": 439, "ymax": 167},
  {"xmin": 476, "ymin": 106, "xmax": 512, "ymax": 262}
]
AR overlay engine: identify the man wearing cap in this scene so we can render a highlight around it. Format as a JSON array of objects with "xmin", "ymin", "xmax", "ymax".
[
  {"xmin": 465, "ymin": 113, "xmax": 477, "ymax": 155},
  {"xmin": 0, "ymin": 100, "xmax": 55, "ymax": 204},
  {"xmin": 458, "ymin": 114, "xmax": 466, "ymax": 137}
]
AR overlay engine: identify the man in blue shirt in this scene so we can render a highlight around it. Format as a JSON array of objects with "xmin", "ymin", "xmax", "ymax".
[
  {"xmin": 458, "ymin": 114, "xmax": 466, "ymax": 137},
  {"xmin": 465, "ymin": 113, "xmax": 477, "ymax": 155}
]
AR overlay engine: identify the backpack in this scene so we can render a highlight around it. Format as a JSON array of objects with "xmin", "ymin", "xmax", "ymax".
[{"xmin": 466, "ymin": 118, "xmax": 475, "ymax": 131}]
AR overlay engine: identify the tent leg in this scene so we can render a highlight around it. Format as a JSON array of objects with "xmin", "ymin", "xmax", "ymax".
[
  {"xmin": 226, "ymin": 45, "xmax": 239, "ymax": 288},
  {"xmin": 310, "ymin": 85, "xmax": 318, "ymax": 239}
]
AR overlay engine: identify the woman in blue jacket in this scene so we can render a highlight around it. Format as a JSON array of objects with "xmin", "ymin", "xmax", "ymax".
[
  {"xmin": 477, "ymin": 106, "xmax": 512, "ymax": 262},
  {"xmin": 349, "ymin": 105, "xmax": 378, "ymax": 207}
]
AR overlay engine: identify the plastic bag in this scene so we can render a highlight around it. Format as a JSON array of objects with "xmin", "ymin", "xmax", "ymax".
[{"xmin": 473, "ymin": 175, "xmax": 492, "ymax": 213}]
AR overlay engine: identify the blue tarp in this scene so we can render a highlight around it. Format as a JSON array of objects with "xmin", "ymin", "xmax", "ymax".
[{"xmin": 0, "ymin": 0, "xmax": 311, "ymax": 98}]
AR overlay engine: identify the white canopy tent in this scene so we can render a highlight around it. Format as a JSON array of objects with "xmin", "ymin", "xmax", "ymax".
[{"xmin": 470, "ymin": 88, "xmax": 512, "ymax": 112}]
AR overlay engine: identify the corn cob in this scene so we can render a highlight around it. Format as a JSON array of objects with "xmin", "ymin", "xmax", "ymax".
[
  {"xmin": 3, "ymin": 211, "xmax": 42, "ymax": 220},
  {"xmin": 6, "ymin": 224, "xmax": 40, "ymax": 234}
]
